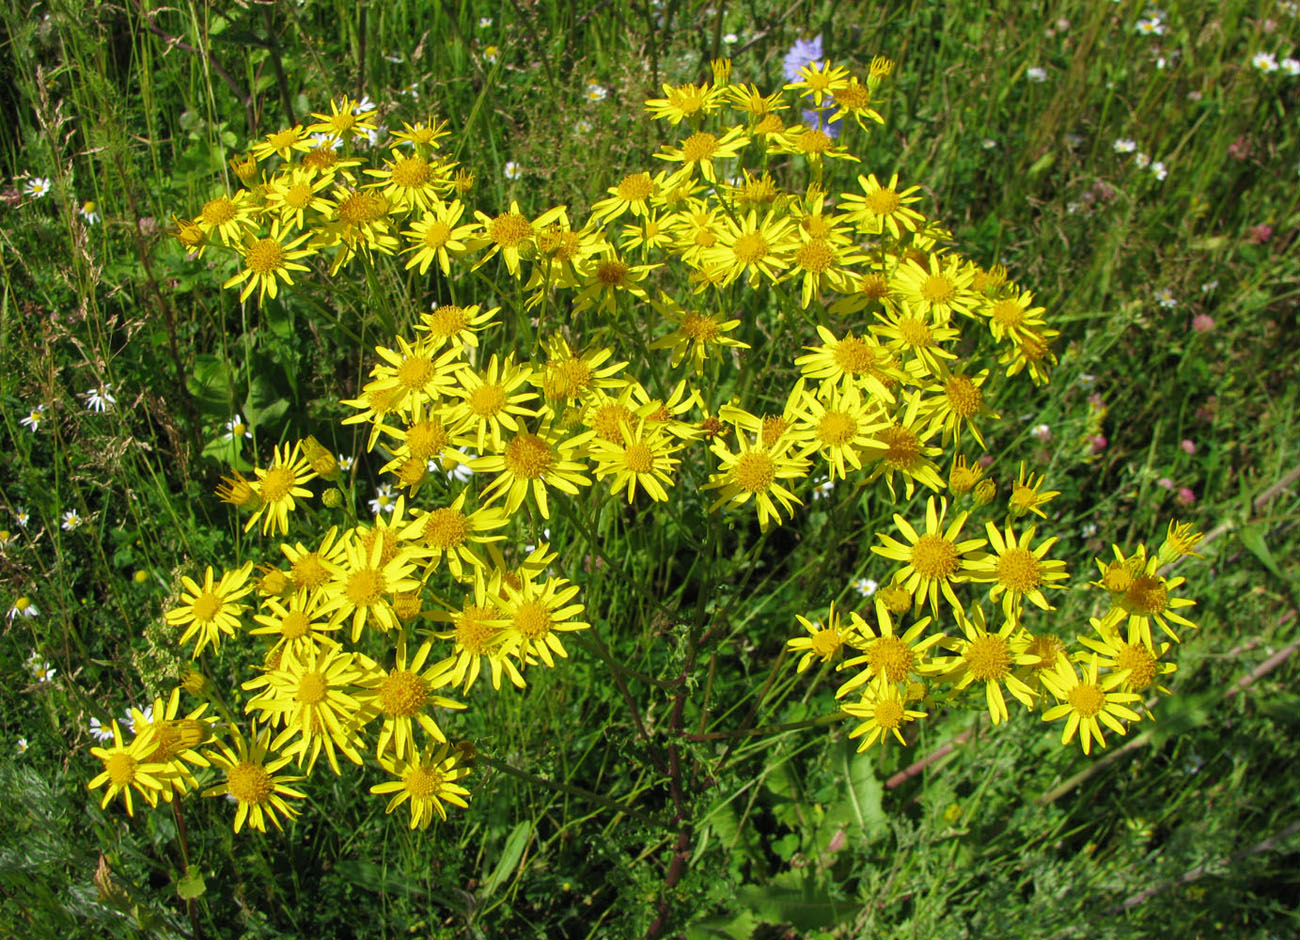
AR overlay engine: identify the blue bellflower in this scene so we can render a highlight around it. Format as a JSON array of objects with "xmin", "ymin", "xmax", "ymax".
[{"xmin": 782, "ymin": 35, "xmax": 824, "ymax": 82}]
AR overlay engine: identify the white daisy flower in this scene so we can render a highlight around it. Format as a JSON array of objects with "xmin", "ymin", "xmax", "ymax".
[
  {"xmin": 1136, "ymin": 17, "xmax": 1165, "ymax": 35},
  {"xmin": 1252, "ymin": 51, "xmax": 1278, "ymax": 72},
  {"xmin": 62, "ymin": 510, "xmax": 83, "ymax": 531},
  {"xmin": 19, "ymin": 404, "xmax": 45, "ymax": 432},
  {"xmin": 23, "ymin": 177, "xmax": 51, "ymax": 198},
  {"xmin": 84, "ymin": 383, "xmax": 116, "ymax": 412},
  {"xmin": 1025, "ymin": 66, "xmax": 1047, "ymax": 82},
  {"xmin": 478, "ymin": 16, "xmax": 492, "ymax": 27},
  {"xmin": 337, "ymin": 453, "xmax": 355, "ymax": 472},
  {"xmin": 981, "ymin": 138, "xmax": 997, "ymax": 149},
  {"xmin": 1134, "ymin": 152, "xmax": 1151, "ymax": 168},
  {"xmin": 369, "ymin": 483, "xmax": 396, "ymax": 516},
  {"xmin": 444, "ymin": 448, "xmax": 476, "ymax": 482},
  {"xmin": 309, "ymin": 131, "xmax": 343, "ymax": 151},
  {"xmin": 8, "ymin": 596, "xmax": 38, "ymax": 620},
  {"xmin": 89, "ymin": 716, "xmax": 115, "ymax": 743},
  {"xmin": 503, "ymin": 161, "xmax": 523, "ymax": 180},
  {"xmin": 852, "ymin": 577, "xmax": 878, "ymax": 598},
  {"xmin": 15, "ymin": 508, "xmax": 30, "ymax": 527},
  {"xmin": 353, "ymin": 95, "xmax": 376, "ymax": 114},
  {"xmin": 79, "ymin": 200, "xmax": 101, "ymax": 223},
  {"xmin": 1155, "ymin": 288, "xmax": 1177, "ymax": 308},
  {"xmin": 1151, "ymin": 160, "xmax": 1167, "ymax": 180},
  {"xmin": 223, "ymin": 413, "xmax": 252, "ymax": 440},
  {"xmin": 1113, "ymin": 138, "xmax": 1137, "ymax": 153},
  {"xmin": 575, "ymin": 118, "xmax": 593, "ymax": 133},
  {"xmin": 27, "ymin": 651, "xmax": 56, "ymax": 683},
  {"xmin": 585, "ymin": 81, "xmax": 609, "ymax": 101},
  {"xmin": 810, "ymin": 477, "xmax": 834, "ymax": 501},
  {"xmin": 1282, "ymin": 58, "xmax": 1300, "ymax": 77},
  {"xmin": 16, "ymin": 737, "xmax": 28, "ymax": 754},
  {"xmin": 1030, "ymin": 423, "xmax": 1052, "ymax": 441},
  {"xmin": 723, "ymin": 32, "xmax": 738, "ymax": 44},
  {"xmin": 1081, "ymin": 522, "xmax": 1099, "ymax": 537}
]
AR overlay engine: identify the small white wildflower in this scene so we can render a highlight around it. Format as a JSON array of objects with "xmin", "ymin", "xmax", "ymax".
[
  {"xmin": 575, "ymin": 118, "xmax": 593, "ymax": 133},
  {"xmin": 27, "ymin": 651, "xmax": 56, "ymax": 683},
  {"xmin": 1025, "ymin": 66, "xmax": 1047, "ymax": 83},
  {"xmin": 1079, "ymin": 372, "xmax": 1097, "ymax": 387},
  {"xmin": 8, "ymin": 597, "xmax": 38, "ymax": 620},
  {"xmin": 383, "ymin": 53, "xmax": 404, "ymax": 64},
  {"xmin": 79, "ymin": 200, "xmax": 101, "ymax": 224},
  {"xmin": 585, "ymin": 81, "xmax": 609, "ymax": 102},
  {"xmin": 1134, "ymin": 152, "xmax": 1151, "ymax": 168},
  {"xmin": 88, "ymin": 717, "xmax": 114, "ymax": 744},
  {"xmin": 15, "ymin": 508, "xmax": 30, "ymax": 527},
  {"xmin": 309, "ymin": 131, "xmax": 343, "ymax": 151},
  {"xmin": 365, "ymin": 124, "xmax": 387, "ymax": 147},
  {"xmin": 1151, "ymin": 160, "xmax": 1168, "ymax": 180},
  {"xmin": 369, "ymin": 483, "xmax": 396, "ymax": 516},
  {"xmin": 1155, "ymin": 288, "xmax": 1177, "ymax": 308},
  {"xmin": 401, "ymin": 82, "xmax": 420, "ymax": 100},
  {"xmin": 483, "ymin": 46, "xmax": 500, "ymax": 64},
  {"xmin": 1281, "ymin": 57, "xmax": 1300, "ymax": 76},
  {"xmin": 84, "ymin": 383, "xmax": 116, "ymax": 412},
  {"xmin": 1136, "ymin": 17, "xmax": 1165, "ymax": 35},
  {"xmin": 811, "ymin": 477, "xmax": 834, "ymax": 501},
  {"xmin": 223, "ymin": 413, "xmax": 252, "ymax": 440},
  {"xmin": 23, "ymin": 177, "xmax": 51, "ymax": 198},
  {"xmin": 337, "ymin": 453, "xmax": 355, "ymax": 472},
  {"xmin": 1081, "ymin": 522, "xmax": 1099, "ymax": 538},
  {"xmin": 852, "ymin": 577, "xmax": 878, "ymax": 598},
  {"xmin": 723, "ymin": 32, "xmax": 738, "ymax": 44},
  {"xmin": 503, "ymin": 161, "xmax": 523, "ymax": 180},
  {"xmin": 15, "ymin": 737, "xmax": 27, "ymax": 754},
  {"xmin": 478, "ymin": 16, "xmax": 492, "ymax": 27},
  {"xmin": 1066, "ymin": 202, "xmax": 1080, "ymax": 215},
  {"xmin": 445, "ymin": 448, "xmax": 476, "ymax": 482},
  {"xmin": 1030, "ymin": 423, "xmax": 1052, "ymax": 441},
  {"xmin": 1200, "ymin": 280, "xmax": 1219, "ymax": 293},
  {"xmin": 981, "ymin": 138, "xmax": 997, "ymax": 150},
  {"xmin": 1155, "ymin": 56, "xmax": 1168, "ymax": 70},
  {"xmin": 1113, "ymin": 138, "xmax": 1137, "ymax": 153},
  {"xmin": 61, "ymin": 510, "xmax": 83, "ymax": 531},
  {"xmin": 353, "ymin": 95, "xmax": 376, "ymax": 114},
  {"xmin": 1252, "ymin": 51, "xmax": 1278, "ymax": 72},
  {"xmin": 19, "ymin": 404, "xmax": 45, "ymax": 433}
]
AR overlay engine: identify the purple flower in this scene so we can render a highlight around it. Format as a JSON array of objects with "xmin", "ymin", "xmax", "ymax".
[
  {"xmin": 801, "ymin": 109, "xmax": 841, "ymax": 138},
  {"xmin": 783, "ymin": 36, "xmax": 823, "ymax": 81}
]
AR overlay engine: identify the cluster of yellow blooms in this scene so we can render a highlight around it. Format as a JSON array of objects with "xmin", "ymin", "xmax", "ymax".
[{"xmin": 90, "ymin": 55, "xmax": 1199, "ymax": 829}]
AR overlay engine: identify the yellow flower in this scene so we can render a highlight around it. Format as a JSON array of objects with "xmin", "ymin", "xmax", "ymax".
[
  {"xmin": 572, "ymin": 248, "xmax": 657, "ymax": 315},
  {"xmin": 222, "ymin": 224, "xmax": 315, "ymax": 305},
  {"xmin": 365, "ymin": 335, "xmax": 464, "ymax": 416},
  {"xmin": 280, "ymin": 526, "xmax": 347, "ymax": 592},
  {"xmin": 371, "ymin": 740, "xmax": 471, "ymax": 829},
  {"xmin": 416, "ymin": 302, "xmax": 499, "ymax": 351},
  {"xmin": 203, "ymin": 724, "xmax": 307, "ymax": 833},
  {"xmin": 654, "ymin": 125, "xmax": 750, "ymax": 186},
  {"xmin": 88, "ymin": 721, "xmax": 166, "ymax": 817},
  {"xmin": 703, "ymin": 432, "xmax": 810, "ymax": 531},
  {"xmin": 194, "ymin": 189, "xmax": 257, "ymax": 245},
  {"xmin": 242, "ymin": 643, "xmax": 372, "ymax": 775},
  {"xmin": 1077, "ymin": 617, "xmax": 1177, "ymax": 703},
  {"xmin": 264, "ymin": 166, "xmax": 333, "ymax": 231},
  {"xmin": 862, "ymin": 393, "xmax": 946, "ymax": 500},
  {"xmin": 966, "ymin": 522, "xmax": 1070, "ymax": 625},
  {"xmin": 126, "ymin": 687, "xmax": 216, "ymax": 802},
  {"xmin": 470, "ymin": 200, "xmax": 567, "ymax": 277},
  {"xmin": 1040, "ymin": 654, "xmax": 1143, "ymax": 755},
  {"xmin": 999, "ymin": 327, "xmax": 1059, "ymax": 386},
  {"xmin": 795, "ymin": 325, "xmax": 901, "ymax": 403},
  {"xmin": 496, "ymin": 574, "xmax": 590, "ymax": 669},
  {"xmin": 842, "ymin": 686, "xmax": 927, "ymax": 751},
  {"xmin": 430, "ymin": 569, "xmax": 521, "ymax": 692},
  {"xmin": 401, "ymin": 199, "xmax": 476, "ymax": 275},
  {"xmin": 359, "ymin": 634, "xmax": 464, "ymax": 760},
  {"xmin": 795, "ymin": 382, "xmax": 887, "ymax": 480},
  {"xmin": 164, "ymin": 563, "xmax": 255, "ymax": 658},
  {"xmin": 475, "ymin": 422, "xmax": 594, "ymax": 520},
  {"xmin": 700, "ymin": 208, "xmax": 797, "ymax": 288},
  {"xmin": 1008, "ymin": 461, "xmax": 1060, "ymax": 519},
  {"xmin": 786, "ymin": 59, "xmax": 852, "ymax": 107},
  {"xmin": 321, "ymin": 526, "xmax": 422, "ymax": 641},
  {"xmin": 251, "ymin": 124, "xmax": 311, "ymax": 162},
  {"xmin": 923, "ymin": 368, "xmax": 997, "ymax": 449},
  {"xmin": 649, "ymin": 296, "xmax": 749, "ymax": 373},
  {"xmin": 532, "ymin": 335, "xmax": 628, "ymax": 407},
  {"xmin": 400, "ymin": 490, "xmax": 510, "ymax": 579},
  {"xmin": 788, "ymin": 602, "xmax": 855, "ymax": 673},
  {"xmin": 872, "ymin": 497, "xmax": 986, "ymax": 616},
  {"xmin": 589, "ymin": 417, "xmax": 683, "ymax": 503},
  {"xmin": 1095, "ymin": 545, "xmax": 1197, "ymax": 648},
  {"xmin": 307, "ymin": 96, "xmax": 379, "ymax": 142},
  {"xmin": 892, "ymin": 253, "xmax": 980, "ymax": 321},
  {"xmin": 365, "ymin": 148, "xmax": 452, "ymax": 213},
  {"xmin": 250, "ymin": 588, "xmax": 341, "ymax": 657},
  {"xmin": 644, "ymin": 81, "xmax": 726, "ymax": 124},
  {"xmin": 391, "ymin": 118, "xmax": 451, "ymax": 149},
  {"xmin": 840, "ymin": 173, "xmax": 926, "ymax": 239},
  {"xmin": 835, "ymin": 605, "xmax": 945, "ymax": 699},
  {"xmin": 871, "ymin": 305, "xmax": 960, "ymax": 377},
  {"xmin": 942, "ymin": 604, "xmax": 1039, "ymax": 725},
  {"xmin": 591, "ymin": 171, "xmax": 662, "ymax": 222},
  {"xmin": 981, "ymin": 288, "xmax": 1048, "ymax": 344},
  {"xmin": 827, "ymin": 76, "xmax": 884, "ymax": 131},
  {"xmin": 245, "ymin": 441, "xmax": 318, "ymax": 536}
]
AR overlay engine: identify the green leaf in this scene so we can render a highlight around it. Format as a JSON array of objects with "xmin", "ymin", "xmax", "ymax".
[
  {"xmin": 1238, "ymin": 524, "xmax": 1283, "ymax": 579},
  {"xmin": 175, "ymin": 865, "xmax": 206, "ymax": 900},
  {"xmin": 481, "ymin": 821, "xmax": 531, "ymax": 898}
]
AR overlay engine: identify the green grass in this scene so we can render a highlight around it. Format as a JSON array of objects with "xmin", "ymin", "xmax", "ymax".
[{"xmin": 3, "ymin": 1, "xmax": 1299, "ymax": 938}]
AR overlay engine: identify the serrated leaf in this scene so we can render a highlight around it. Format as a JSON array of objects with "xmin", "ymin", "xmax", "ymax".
[{"xmin": 175, "ymin": 865, "xmax": 205, "ymax": 900}]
